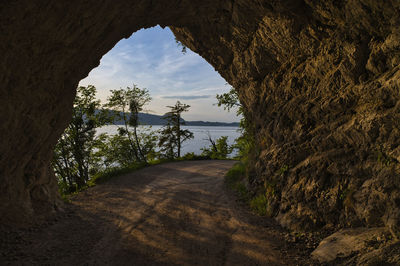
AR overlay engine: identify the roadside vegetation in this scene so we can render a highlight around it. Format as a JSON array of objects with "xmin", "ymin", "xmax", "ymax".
[
  {"xmin": 158, "ymin": 101, "xmax": 194, "ymax": 159},
  {"xmin": 53, "ymin": 85, "xmax": 237, "ymax": 199},
  {"xmin": 216, "ymin": 87, "xmax": 269, "ymax": 216}
]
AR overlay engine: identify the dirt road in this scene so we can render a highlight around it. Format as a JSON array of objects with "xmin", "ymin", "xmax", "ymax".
[{"xmin": 1, "ymin": 161, "xmax": 303, "ymax": 265}]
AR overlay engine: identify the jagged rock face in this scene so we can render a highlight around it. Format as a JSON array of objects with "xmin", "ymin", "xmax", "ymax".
[{"xmin": 1, "ymin": 0, "xmax": 399, "ymax": 234}]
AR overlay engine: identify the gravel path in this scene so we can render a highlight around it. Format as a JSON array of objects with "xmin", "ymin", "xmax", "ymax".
[{"xmin": 1, "ymin": 160, "xmax": 302, "ymax": 265}]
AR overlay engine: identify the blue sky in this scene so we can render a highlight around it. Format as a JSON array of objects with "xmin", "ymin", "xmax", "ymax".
[{"xmin": 79, "ymin": 26, "xmax": 239, "ymax": 122}]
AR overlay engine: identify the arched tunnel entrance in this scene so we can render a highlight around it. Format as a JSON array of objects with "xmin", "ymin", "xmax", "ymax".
[
  {"xmin": 55, "ymin": 25, "xmax": 241, "ymax": 195},
  {"xmin": 1, "ymin": 0, "xmax": 399, "ymax": 242}
]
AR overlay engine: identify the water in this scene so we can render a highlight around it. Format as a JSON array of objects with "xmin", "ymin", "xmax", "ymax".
[{"xmin": 96, "ymin": 125, "xmax": 241, "ymax": 156}]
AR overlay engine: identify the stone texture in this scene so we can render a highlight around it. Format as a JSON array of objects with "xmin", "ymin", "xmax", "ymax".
[
  {"xmin": 173, "ymin": 0, "xmax": 400, "ymax": 236},
  {"xmin": 311, "ymin": 227, "xmax": 389, "ymax": 263},
  {"xmin": 357, "ymin": 241, "xmax": 400, "ymax": 265},
  {"xmin": 1, "ymin": 0, "xmax": 399, "ymax": 237}
]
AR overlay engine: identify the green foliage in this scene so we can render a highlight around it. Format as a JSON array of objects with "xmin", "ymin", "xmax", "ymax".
[
  {"xmin": 54, "ymin": 85, "xmax": 159, "ymax": 197},
  {"xmin": 217, "ymin": 89, "xmax": 267, "ymax": 216},
  {"xmin": 58, "ymin": 180, "xmax": 73, "ymax": 202},
  {"xmin": 230, "ymin": 131, "xmax": 254, "ymax": 161},
  {"xmin": 216, "ymin": 87, "xmax": 241, "ymax": 114},
  {"xmin": 225, "ymin": 162, "xmax": 246, "ymax": 185},
  {"xmin": 54, "ymin": 84, "xmax": 254, "ymax": 202},
  {"xmin": 138, "ymin": 128, "xmax": 159, "ymax": 161},
  {"xmin": 201, "ymin": 135, "xmax": 232, "ymax": 159},
  {"xmin": 225, "ymin": 163, "xmax": 270, "ymax": 216},
  {"xmin": 235, "ymin": 183, "xmax": 251, "ymax": 201},
  {"xmin": 95, "ymin": 133, "xmax": 136, "ymax": 168},
  {"xmin": 216, "ymin": 86, "xmax": 255, "ymax": 162},
  {"xmin": 104, "ymin": 85, "xmax": 152, "ymax": 163},
  {"xmin": 53, "ymin": 85, "xmax": 108, "ymax": 192},
  {"xmin": 158, "ymin": 101, "xmax": 194, "ymax": 159},
  {"xmin": 215, "ymin": 136, "xmax": 230, "ymax": 158},
  {"xmin": 250, "ymin": 194, "xmax": 268, "ymax": 216},
  {"xmin": 158, "ymin": 123, "xmax": 175, "ymax": 159},
  {"xmin": 95, "ymin": 128, "xmax": 158, "ymax": 169},
  {"xmin": 225, "ymin": 162, "xmax": 250, "ymax": 201},
  {"xmin": 180, "ymin": 152, "xmax": 210, "ymax": 161}
]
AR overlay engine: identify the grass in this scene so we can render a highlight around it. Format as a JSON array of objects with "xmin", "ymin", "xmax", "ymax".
[
  {"xmin": 250, "ymin": 194, "xmax": 268, "ymax": 216},
  {"xmin": 225, "ymin": 162, "xmax": 246, "ymax": 187},
  {"xmin": 225, "ymin": 162, "xmax": 269, "ymax": 216},
  {"xmin": 225, "ymin": 162, "xmax": 268, "ymax": 216},
  {"xmin": 225, "ymin": 162, "xmax": 250, "ymax": 201}
]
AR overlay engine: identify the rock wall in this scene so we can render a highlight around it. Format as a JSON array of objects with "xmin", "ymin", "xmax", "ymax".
[
  {"xmin": 174, "ymin": 0, "xmax": 400, "ymax": 235},
  {"xmin": 1, "ymin": 0, "xmax": 399, "ymax": 234}
]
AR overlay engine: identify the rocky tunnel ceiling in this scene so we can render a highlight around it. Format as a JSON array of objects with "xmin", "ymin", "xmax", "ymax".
[{"xmin": 1, "ymin": 0, "xmax": 399, "ymax": 234}]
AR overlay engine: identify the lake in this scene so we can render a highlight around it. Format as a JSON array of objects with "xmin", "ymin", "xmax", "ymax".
[{"xmin": 97, "ymin": 125, "xmax": 241, "ymax": 156}]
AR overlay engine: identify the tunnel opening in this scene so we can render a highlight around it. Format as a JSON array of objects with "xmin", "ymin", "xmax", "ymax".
[{"xmin": 54, "ymin": 25, "xmax": 242, "ymax": 195}]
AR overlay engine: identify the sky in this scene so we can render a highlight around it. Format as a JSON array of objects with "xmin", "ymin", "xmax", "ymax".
[{"xmin": 79, "ymin": 26, "xmax": 239, "ymax": 122}]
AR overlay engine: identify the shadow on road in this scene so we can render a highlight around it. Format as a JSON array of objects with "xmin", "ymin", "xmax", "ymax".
[{"xmin": 1, "ymin": 161, "xmax": 296, "ymax": 265}]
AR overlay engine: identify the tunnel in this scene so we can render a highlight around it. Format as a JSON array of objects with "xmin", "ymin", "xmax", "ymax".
[{"xmin": 1, "ymin": 0, "xmax": 399, "ymax": 237}]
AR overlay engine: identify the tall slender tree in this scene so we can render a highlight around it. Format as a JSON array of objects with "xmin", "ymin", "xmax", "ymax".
[
  {"xmin": 158, "ymin": 101, "xmax": 193, "ymax": 158},
  {"xmin": 104, "ymin": 85, "xmax": 151, "ymax": 163}
]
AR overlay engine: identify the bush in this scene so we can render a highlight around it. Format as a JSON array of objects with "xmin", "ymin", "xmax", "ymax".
[
  {"xmin": 225, "ymin": 162, "xmax": 246, "ymax": 186},
  {"xmin": 225, "ymin": 162, "xmax": 270, "ymax": 216},
  {"xmin": 201, "ymin": 136, "xmax": 232, "ymax": 159},
  {"xmin": 180, "ymin": 152, "xmax": 210, "ymax": 161},
  {"xmin": 225, "ymin": 162, "xmax": 251, "ymax": 200},
  {"xmin": 250, "ymin": 194, "xmax": 268, "ymax": 216}
]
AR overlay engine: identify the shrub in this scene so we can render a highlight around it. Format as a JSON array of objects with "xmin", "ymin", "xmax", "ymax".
[
  {"xmin": 225, "ymin": 162, "xmax": 246, "ymax": 187},
  {"xmin": 181, "ymin": 152, "xmax": 210, "ymax": 161},
  {"xmin": 225, "ymin": 162, "xmax": 251, "ymax": 200},
  {"xmin": 250, "ymin": 194, "xmax": 268, "ymax": 216},
  {"xmin": 201, "ymin": 135, "xmax": 232, "ymax": 159}
]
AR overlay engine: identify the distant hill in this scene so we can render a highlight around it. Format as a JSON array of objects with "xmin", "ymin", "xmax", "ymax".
[
  {"xmin": 101, "ymin": 110, "xmax": 239, "ymax": 127},
  {"xmin": 184, "ymin": 120, "xmax": 240, "ymax": 127},
  {"xmin": 137, "ymin": 112, "xmax": 167, "ymax": 125}
]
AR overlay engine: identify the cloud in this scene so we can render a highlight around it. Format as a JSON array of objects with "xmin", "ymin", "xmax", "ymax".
[
  {"xmin": 161, "ymin": 95, "xmax": 212, "ymax": 100},
  {"xmin": 79, "ymin": 26, "xmax": 237, "ymax": 121}
]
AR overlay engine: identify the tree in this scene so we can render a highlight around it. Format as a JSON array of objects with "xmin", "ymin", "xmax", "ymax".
[
  {"xmin": 158, "ymin": 101, "xmax": 194, "ymax": 159},
  {"xmin": 104, "ymin": 85, "xmax": 151, "ymax": 163},
  {"xmin": 201, "ymin": 134, "xmax": 231, "ymax": 159},
  {"xmin": 216, "ymin": 87, "xmax": 241, "ymax": 113},
  {"xmin": 53, "ymin": 85, "xmax": 108, "ymax": 192},
  {"xmin": 216, "ymin": 87, "xmax": 253, "ymax": 160},
  {"xmin": 95, "ymin": 128, "xmax": 158, "ymax": 168}
]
